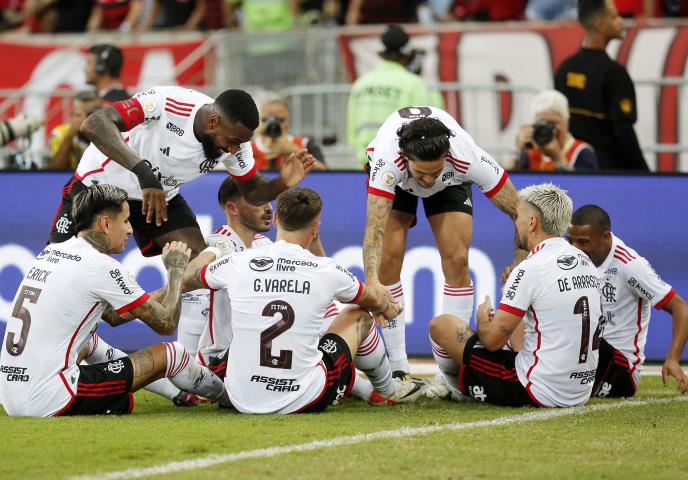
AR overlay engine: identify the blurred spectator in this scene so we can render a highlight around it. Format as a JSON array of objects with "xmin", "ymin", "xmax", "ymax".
[
  {"xmin": 451, "ymin": 0, "xmax": 526, "ymax": 21},
  {"xmin": 555, "ymin": 0, "xmax": 648, "ymax": 170},
  {"xmin": 347, "ymin": 24, "xmax": 442, "ymax": 168},
  {"xmin": 526, "ymin": 0, "xmax": 576, "ymax": 20},
  {"xmin": 48, "ymin": 90, "xmax": 101, "ymax": 170},
  {"xmin": 225, "ymin": 0, "xmax": 298, "ymax": 31},
  {"xmin": 85, "ymin": 44, "xmax": 130, "ymax": 103},
  {"xmin": 20, "ymin": 0, "xmax": 93, "ymax": 32},
  {"xmin": 513, "ymin": 90, "xmax": 597, "ymax": 172},
  {"xmin": 143, "ymin": 0, "xmax": 205, "ymax": 30},
  {"xmin": 87, "ymin": 0, "xmax": 142, "ymax": 32},
  {"xmin": 0, "ymin": 112, "xmax": 42, "ymax": 147},
  {"xmin": 346, "ymin": 0, "xmax": 420, "ymax": 24},
  {"xmin": 252, "ymin": 92, "xmax": 327, "ymax": 171},
  {"xmin": 202, "ymin": 0, "xmax": 225, "ymax": 28},
  {"xmin": 0, "ymin": 0, "xmax": 26, "ymax": 31}
]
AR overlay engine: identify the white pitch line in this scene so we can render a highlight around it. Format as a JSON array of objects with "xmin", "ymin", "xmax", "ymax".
[
  {"xmin": 71, "ymin": 396, "xmax": 687, "ymax": 480},
  {"xmin": 408, "ymin": 362, "xmax": 666, "ymax": 376}
]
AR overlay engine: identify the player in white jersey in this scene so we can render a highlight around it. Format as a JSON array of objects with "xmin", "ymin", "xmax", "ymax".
[
  {"xmin": 567, "ymin": 205, "xmax": 688, "ymax": 396},
  {"xmin": 182, "ymin": 188, "xmax": 424, "ymax": 413},
  {"xmin": 0, "ymin": 185, "xmax": 229, "ymax": 417},
  {"xmin": 48, "ymin": 86, "xmax": 314, "ymax": 258},
  {"xmin": 429, "ymin": 183, "xmax": 602, "ymax": 407},
  {"xmin": 178, "ymin": 176, "xmax": 274, "ymax": 362},
  {"xmin": 363, "ymin": 106, "xmax": 523, "ymax": 378}
]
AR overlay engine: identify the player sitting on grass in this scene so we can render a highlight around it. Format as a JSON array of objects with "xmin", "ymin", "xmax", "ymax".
[
  {"xmin": 429, "ymin": 183, "xmax": 603, "ymax": 407},
  {"xmin": 183, "ymin": 187, "xmax": 424, "ymax": 413},
  {"xmin": 567, "ymin": 205, "xmax": 688, "ymax": 396},
  {"xmin": 0, "ymin": 184, "xmax": 229, "ymax": 417}
]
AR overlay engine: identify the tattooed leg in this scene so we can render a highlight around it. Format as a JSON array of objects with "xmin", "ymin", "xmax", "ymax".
[{"xmin": 428, "ymin": 314, "xmax": 475, "ymax": 365}]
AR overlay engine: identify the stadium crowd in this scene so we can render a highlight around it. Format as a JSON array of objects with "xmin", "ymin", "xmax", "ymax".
[{"xmin": 0, "ymin": 0, "xmax": 686, "ymax": 33}]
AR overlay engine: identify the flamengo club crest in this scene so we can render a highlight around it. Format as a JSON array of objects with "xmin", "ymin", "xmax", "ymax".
[
  {"xmin": 601, "ymin": 282, "xmax": 617, "ymax": 303},
  {"xmin": 107, "ymin": 359, "xmax": 126, "ymax": 374},
  {"xmin": 55, "ymin": 214, "xmax": 72, "ymax": 234},
  {"xmin": 321, "ymin": 338, "xmax": 338, "ymax": 354}
]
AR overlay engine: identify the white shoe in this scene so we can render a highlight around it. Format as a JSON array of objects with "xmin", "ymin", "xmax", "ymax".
[{"xmin": 422, "ymin": 374, "xmax": 452, "ymax": 400}]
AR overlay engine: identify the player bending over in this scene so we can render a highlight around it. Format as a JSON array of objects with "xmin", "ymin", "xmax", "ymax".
[
  {"xmin": 0, "ymin": 185, "xmax": 228, "ymax": 416},
  {"xmin": 49, "ymin": 86, "xmax": 314, "ymax": 258},
  {"xmin": 429, "ymin": 183, "xmax": 602, "ymax": 407},
  {"xmin": 183, "ymin": 188, "xmax": 424, "ymax": 413},
  {"xmin": 363, "ymin": 106, "xmax": 523, "ymax": 379},
  {"xmin": 567, "ymin": 205, "xmax": 688, "ymax": 396}
]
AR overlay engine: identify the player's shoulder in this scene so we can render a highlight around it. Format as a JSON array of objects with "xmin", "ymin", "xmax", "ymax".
[{"xmin": 252, "ymin": 234, "xmax": 273, "ymax": 247}]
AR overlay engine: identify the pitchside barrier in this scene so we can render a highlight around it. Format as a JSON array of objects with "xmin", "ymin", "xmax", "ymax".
[{"xmin": 0, "ymin": 171, "xmax": 686, "ymax": 360}]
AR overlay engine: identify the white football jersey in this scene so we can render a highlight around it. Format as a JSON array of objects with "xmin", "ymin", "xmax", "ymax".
[
  {"xmin": 0, "ymin": 237, "xmax": 148, "ymax": 417},
  {"xmin": 366, "ymin": 106, "xmax": 508, "ymax": 199},
  {"xmin": 75, "ymin": 86, "xmax": 257, "ymax": 201},
  {"xmin": 178, "ymin": 225, "xmax": 272, "ymax": 363},
  {"xmin": 596, "ymin": 234, "xmax": 675, "ymax": 386},
  {"xmin": 499, "ymin": 237, "xmax": 603, "ymax": 407},
  {"xmin": 201, "ymin": 240, "xmax": 362, "ymax": 414}
]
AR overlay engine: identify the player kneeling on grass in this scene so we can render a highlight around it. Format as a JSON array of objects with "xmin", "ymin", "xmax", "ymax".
[
  {"xmin": 429, "ymin": 183, "xmax": 603, "ymax": 407},
  {"xmin": 0, "ymin": 184, "xmax": 229, "ymax": 417},
  {"xmin": 183, "ymin": 188, "xmax": 424, "ymax": 413}
]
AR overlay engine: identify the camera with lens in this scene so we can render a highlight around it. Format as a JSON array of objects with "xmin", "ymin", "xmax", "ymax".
[
  {"xmin": 532, "ymin": 120, "xmax": 556, "ymax": 146},
  {"xmin": 263, "ymin": 116, "xmax": 283, "ymax": 139}
]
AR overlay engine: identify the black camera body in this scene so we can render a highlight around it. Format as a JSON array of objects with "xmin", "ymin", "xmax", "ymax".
[
  {"xmin": 263, "ymin": 116, "xmax": 283, "ymax": 139},
  {"xmin": 532, "ymin": 120, "xmax": 556, "ymax": 146}
]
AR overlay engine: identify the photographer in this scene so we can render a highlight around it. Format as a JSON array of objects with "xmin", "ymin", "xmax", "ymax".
[
  {"xmin": 48, "ymin": 90, "xmax": 102, "ymax": 170},
  {"xmin": 252, "ymin": 92, "xmax": 327, "ymax": 171},
  {"xmin": 514, "ymin": 89, "xmax": 597, "ymax": 172}
]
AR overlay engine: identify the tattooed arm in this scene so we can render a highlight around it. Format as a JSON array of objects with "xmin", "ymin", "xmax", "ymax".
[
  {"xmin": 126, "ymin": 242, "xmax": 191, "ymax": 335},
  {"xmin": 488, "ymin": 179, "xmax": 528, "ymax": 264},
  {"xmin": 236, "ymin": 149, "xmax": 315, "ymax": 206},
  {"xmin": 362, "ymin": 193, "xmax": 393, "ymax": 285},
  {"xmin": 355, "ymin": 283, "xmax": 402, "ymax": 322},
  {"xmin": 81, "ymin": 104, "xmax": 167, "ymax": 225},
  {"xmin": 475, "ymin": 295, "xmax": 521, "ymax": 351},
  {"xmin": 182, "ymin": 249, "xmax": 218, "ymax": 292}
]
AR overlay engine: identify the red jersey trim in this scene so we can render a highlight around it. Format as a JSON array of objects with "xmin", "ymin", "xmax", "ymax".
[
  {"xmin": 367, "ymin": 186, "xmax": 395, "ymax": 200},
  {"xmin": 63, "ymin": 302, "xmax": 99, "ymax": 369},
  {"xmin": 655, "ymin": 288, "xmax": 676, "ymax": 310},
  {"xmin": 200, "ymin": 263, "xmax": 214, "ymax": 290},
  {"xmin": 232, "ymin": 163, "xmax": 257, "ymax": 182},
  {"xmin": 347, "ymin": 280, "xmax": 364, "ymax": 304},
  {"xmin": 630, "ymin": 298, "xmax": 643, "ymax": 374},
  {"xmin": 115, "ymin": 292, "xmax": 150, "ymax": 315},
  {"xmin": 484, "ymin": 170, "xmax": 509, "ymax": 198},
  {"xmin": 112, "ymin": 98, "xmax": 144, "ymax": 131},
  {"xmin": 498, "ymin": 303, "xmax": 526, "ymax": 317},
  {"xmin": 208, "ymin": 290, "xmax": 215, "ymax": 344}
]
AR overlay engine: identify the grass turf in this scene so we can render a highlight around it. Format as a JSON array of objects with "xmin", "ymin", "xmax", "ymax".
[{"xmin": 1, "ymin": 376, "xmax": 686, "ymax": 480}]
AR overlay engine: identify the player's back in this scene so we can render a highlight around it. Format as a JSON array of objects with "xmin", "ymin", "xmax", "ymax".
[
  {"xmin": 0, "ymin": 237, "xmax": 146, "ymax": 416},
  {"xmin": 511, "ymin": 238, "xmax": 603, "ymax": 407},
  {"xmin": 204, "ymin": 240, "xmax": 362, "ymax": 413}
]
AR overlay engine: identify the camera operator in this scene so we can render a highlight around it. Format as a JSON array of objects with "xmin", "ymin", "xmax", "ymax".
[
  {"xmin": 85, "ymin": 44, "xmax": 130, "ymax": 102},
  {"xmin": 252, "ymin": 92, "xmax": 327, "ymax": 171},
  {"xmin": 48, "ymin": 90, "xmax": 102, "ymax": 170},
  {"xmin": 514, "ymin": 89, "xmax": 597, "ymax": 172}
]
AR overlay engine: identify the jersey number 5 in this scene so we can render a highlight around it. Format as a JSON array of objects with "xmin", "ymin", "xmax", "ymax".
[
  {"xmin": 575, "ymin": 296, "xmax": 603, "ymax": 364},
  {"xmin": 260, "ymin": 300, "xmax": 295, "ymax": 369},
  {"xmin": 6, "ymin": 286, "xmax": 41, "ymax": 357}
]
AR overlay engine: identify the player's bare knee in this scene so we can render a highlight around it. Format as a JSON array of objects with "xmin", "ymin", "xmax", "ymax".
[
  {"xmin": 429, "ymin": 314, "xmax": 459, "ymax": 344},
  {"xmin": 440, "ymin": 250, "xmax": 469, "ymax": 281}
]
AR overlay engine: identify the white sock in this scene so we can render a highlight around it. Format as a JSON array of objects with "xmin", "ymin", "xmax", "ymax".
[
  {"xmin": 381, "ymin": 281, "xmax": 409, "ymax": 373},
  {"xmin": 84, "ymin": 333, "xmax": 181, "ymax": 400},
  {"xmin": 355, "ymin": 324, "xmax": 394, "ymax": 397},
  {"xmin": 164, "ymin": 341, "xmax": 228, "ymax": 403},
  {"xmin": 350, "ymin": 372, "xmax": 374, "ymax": 401},
  {"xmin": 430, "ymin": 337, "xmax": 461, "ymax": 397},
  {"xmin": 443, "ymin": 283, "xmax": 475, "ymax": 324}
]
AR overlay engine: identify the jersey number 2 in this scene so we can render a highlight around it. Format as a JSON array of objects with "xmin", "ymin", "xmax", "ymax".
[
  {"xmin": 575, "ymin": 296, "xmax": 602, "ymax": 364},
  {"xmin": 6, "ymin": 285, "xmax": 41, "ymax": 357},
  {"xmin": 260, "ymin": 300, "xmax": 295, "ymax": 369}
]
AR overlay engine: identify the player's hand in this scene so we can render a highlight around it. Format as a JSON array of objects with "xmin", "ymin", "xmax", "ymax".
[
  {"xmin": 501, "ymin": 265, "xmax": 513, "ymax": 285},
  {"xmin": 477, "ymin": 296, "xmax": 494, "ymax": 324},
  {"xmin": 381, "ymin": 289, "xmax": 402, "ymax": 321},
  {"xmin": 662, "ymin": 358, "xmax": 688, "ymax": 394},
  {"xmin": 162, "ymin": 241, "xmax": 192, "ymax": 271},
  {"xmin": 141, "ymin": 187, "xmax": 168, "ymax": 226},
  {"xmin": 278, "ymin": 149, "xmax": 315, "ymax": 187}
]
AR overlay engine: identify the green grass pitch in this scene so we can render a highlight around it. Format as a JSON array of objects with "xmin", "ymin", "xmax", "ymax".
[{"xmin": 1, "ymin": 375, "xmax": 686, "ymax": 480}]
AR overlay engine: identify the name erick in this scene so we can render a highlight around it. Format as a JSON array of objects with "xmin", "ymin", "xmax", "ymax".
[{"xmin": 254, "ymin": 279, "xmax": 311, "ymax": 294}]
